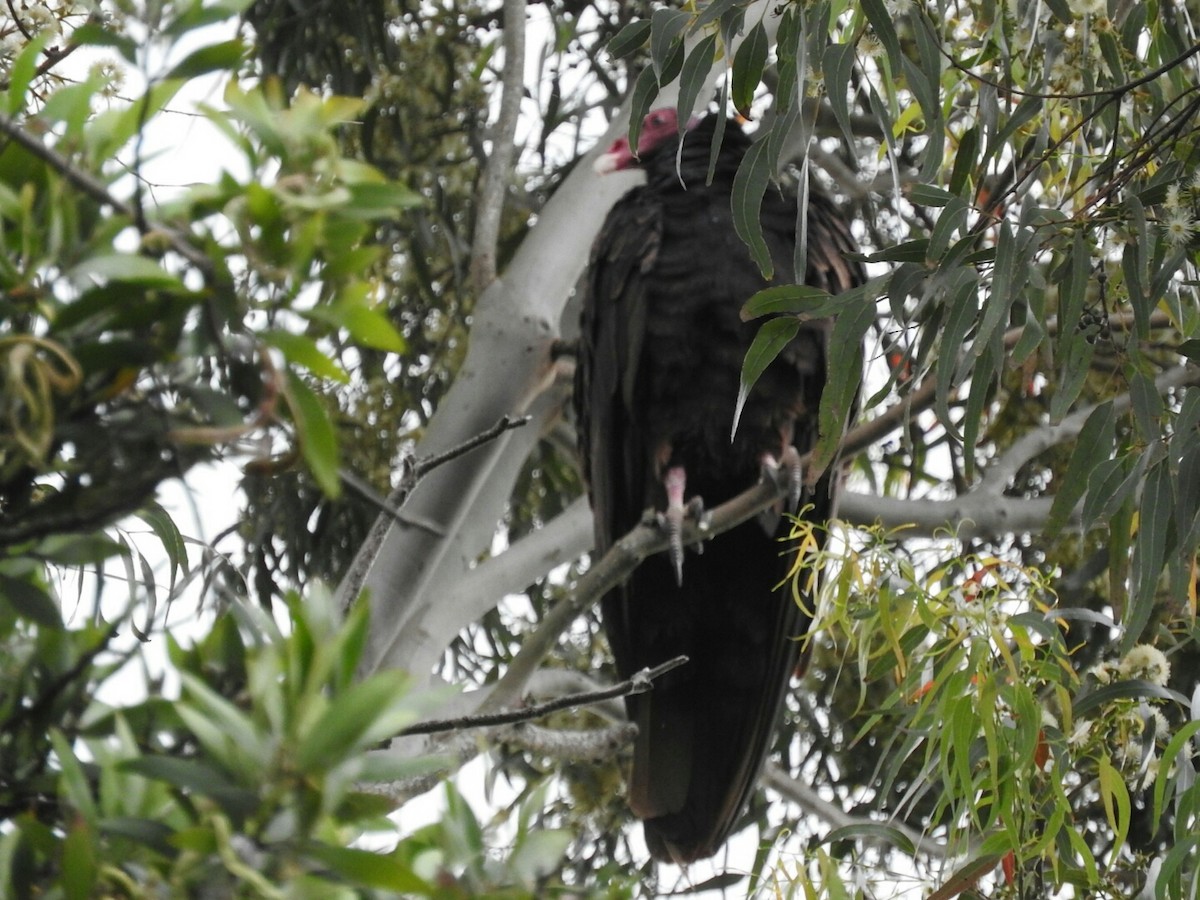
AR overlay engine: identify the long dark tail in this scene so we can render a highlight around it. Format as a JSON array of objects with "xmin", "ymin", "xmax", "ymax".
[{"xmin": 618, "ymin": 514, "xmax": 815, "ymax": 863}]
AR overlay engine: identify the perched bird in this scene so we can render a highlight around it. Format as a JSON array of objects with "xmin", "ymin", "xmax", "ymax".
[{"xmin": 574, "ymin": 109, "xmax": 863, "ymax": 863}]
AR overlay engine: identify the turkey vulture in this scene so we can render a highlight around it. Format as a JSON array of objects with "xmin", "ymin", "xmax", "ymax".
[{"xmin": 574, "ymin": 109, "xmax": 863, "ymax": 863}]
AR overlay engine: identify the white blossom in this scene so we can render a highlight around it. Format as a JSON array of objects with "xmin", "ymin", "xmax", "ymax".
[{"xmin": 1120, "ymin": 644, "xmax": 1171, "ymax": 686}]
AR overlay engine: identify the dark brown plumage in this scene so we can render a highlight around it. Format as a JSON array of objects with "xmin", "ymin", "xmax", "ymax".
[{"xmin": 575, "ymin": 110, "xmax": 863, "ymax": 863}]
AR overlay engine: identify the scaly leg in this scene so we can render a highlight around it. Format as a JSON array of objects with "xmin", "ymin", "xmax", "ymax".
[{"xmin": 761, "ymin": 445, "xmax": 804, "ymax": 513}]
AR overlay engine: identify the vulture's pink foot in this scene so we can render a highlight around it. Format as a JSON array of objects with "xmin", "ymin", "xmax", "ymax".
[{"xmin": 761, "ymin": 446, "xmax": 804, "ymax": 513}]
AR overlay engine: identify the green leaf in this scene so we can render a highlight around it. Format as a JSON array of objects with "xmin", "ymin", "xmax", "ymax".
[
  {"xmin": 627, "ymin": 67, "xmax": 660, "ymax": 155},
  {"xmin": 677, "ymin": 34, "xmax": 717, "ymax": 130},
  {"xmin": 650, "ymin": 8, "xmax": 691, "ymax": 81},
  {"xmin": 733, "ymin": 317, "xmax": 799, "ymax": 439},
  {"xmin": 61, "ymin": 818, "xmax": 98, "ymax": 900},
  {"xmin": 823, "ymin": 43, "xmax": 857, "ymax": 149},
  {"xmin": 98, "ymin": 818, "xmax": 176, "ymax": 857},
  {"xmin": 731, "ymin": 21, "xmax": 768, "ymax": 117},
  {"xmin": 304, "ymin": 845, "xmax": 431, "ymax": 891},
  {"xmin": 5, "ymin": 33, "xmax": 49, "ymax": 116},
  {"xmin": 70, "ymin": 22, "xmax": 138, "ymax": 62},
  {"xmin": 741, "ymin": 284, "xmax": 836, "ymax": 319},
  {"xmin": 1049, "ymin": 327, "xmax": 1096, "ymax": 422},
  {"xmin": 813, "ymin": 299, "xmax": 874, "ymax": 477},
  {"xmin": 1152, "ymin": 719, "xmax": 1200, "ymax": 824},
  {"xmin": 863, "ymin": 240, "xmax": 930, "ymax": 264},
  {"xmin": 607, "ymin": 19, "xmax": 651, "ymax": 58},
  {"xmin": 295, "ymin": 671, "xmax": 413, "ymax": 772},
  {"xmin": 136, "ymin": 502, "xmax": 187, "ymax": 597},
  {"xmin": 859, "ymin": 0, "xmax": 903, "ymax": 71},
  {"xmin": 1074, "ymin": 679, "xmax": 1188, "ymax": 718},
  {"xmin": 933, "ymin": 268, "xmax": 980, "ymax": 436},
  {"xmin": 164, "ymin": 39, "xmax": 244, "ymax": 80},
  {"xmin": 1124, "ymin": 458, "xmax": 1173, "ymax": 651},
  {"xmin": 1046, "ymin": 401, "xmax": 1115, "ymax": 534},
  {"xmin": 306, "ymin": 293, "xmax": 407, "ymax": 354},
  {"xmin": 284, "ymin": 372, "xmax": 341, "ymax": 497},
  {"xmin": 821, "ymin": 823, "xmax": 916, "ymax": 856},
  {"xmin": 263, "ymin": 330, "xmax": 349, "ymax": 383},
  {"xmin": 69, "ymin": 254, "xmax": 184, "ymax": 289},
  {"xmin": 1129, "ymin": 371, "xmax": 1165, "ymax": 444},
  {"xmin": 731, "ymin": 138, "xmax": 775, "ymax": 277},
  {"xmin": 907, "ymin": 183, "xmax": 959, "ymax": 208},
  {"xmin": 948, "ymin": 126, "xmax": 979, "ymax": 198},
  {"xmin": 343, "ymin": 181, "xmax": 423, "ymax": 219},
  {"xmin": 1179, "ymin": 338, "xmax": 1200, "ymax": 361},
  {"xmin": 120, "ymin": 757, "xmax": 259, "ymax": 817},
  {"xmin": 50, "ymin": 730, "xmax": 98, "ymax": 824},
  {"xmin": 0, "ymin": 574, "xmax": 63, "ymax": 628},
  {"xmin": 1097, "ymin": 754, "xmax": 1131, "ymax": 853},
  {"xmin": 177, "ymin": 671, "xmax": 267, "ymax": 768},
  {"xmin": 927, "ymin": 196, "xmax": 968, "ymax": 263}
]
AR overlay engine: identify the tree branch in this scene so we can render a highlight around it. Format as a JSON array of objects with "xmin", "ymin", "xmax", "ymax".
[
  {"xmin": 469, "ymin": 0, "xmax": 526, "ymax": 293},
  {"xmin": 979, "ymin": 363, "xmax": 1199, "ymax": 495},
  {"xmin": 763, "ymin": 764, "xmax": 948, "ymax": 860},
  {"xmin": 398, "ymin": 655, "xmax": 686, "ymax": 735}
]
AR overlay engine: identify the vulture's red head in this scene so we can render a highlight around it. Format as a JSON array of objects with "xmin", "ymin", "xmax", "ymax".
[{"xmin": 593, "ymin": 109, "xmax": 700, "ymax": 174}]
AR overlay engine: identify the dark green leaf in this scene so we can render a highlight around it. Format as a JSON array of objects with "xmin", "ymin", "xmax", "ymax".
[
  {"xmin": 823, "ymin": 43, "xmax": 857, "ymax": 149},
  {"xmin": 694, "ymin": 0, "xmax": 743, "ymax": 31},
  {"xmin": 741, "ymin": 285, "xmax": 836, "ymax": 320},
  {"xmin": 859, "ymin": 0, "xmax": 903, "ymax": 71},
  {"xmin": 731, "ymin": 138, "xmax": 774, "ymax": 276},
  {"xmin": 948, "ymin": 126, "xmax": 979, "ymax": 198},
  {"xmin": 677, "ymin": 34, "xmax": 717, "ymax": 129},
  {"xmin": 0, "ymin": 574, "xmax": 63, "ymax": 628},
  {"xmin": 98, "ymin": 818, "xmax": 176, "ymax": 857},
  {"xmin": 863, "ymin": 240, "xmax": 930, "ymax": 264},
  {"xmin": 1074, "ymin": 679, "xmax": 1189, "ymax": 718},
  {"xmin": 927, "ymin": 197, "xmax": 968, "ymax": 263},
  {"xmin": 285, "ymin": 373, "xmax": 341, "ymax": 497},
  {"xmin": 1047, "ymin": 401, "xmax": 1115, "ymax": 534},
  {"xmin": 733, "ymin": 317, "xmax": 799, "ymax": 438},
  {"xmin": 1049, "ymin": 327, "xmax": 1096, "ymax": 422},
  {"xmin": 1124, "ymin": 459, "xmax": 1173, "ymax": 651},
  {"xmin": 650, "ymin": 8, "xmax": 691, "ymax": 82},
  {"xmin": 813, "ymin": 299, "xmax": 874, "ymax": 477},
  {"xmin": 907, "ymin": 183, "xmax": 959, "ymax": 208},
  {"xmin": 627, "ymin": 67, "xmax": 660, "ymax": 155},
  {"xmin": 933, "ymin": 268, "xmax": 979, "ymax": 435},
  {"xmin": 731, "ymin": 21, "xmax": 768, "ymax": 116},
  {"xmin": 821, "ymin": 823, "xmax": 916, "ymax": 856},
  {"xmin": 1179, "ymin": 339, "xmax": 1200, "ymax": 361},
  {"xmin": 1129, "ymin": 371, "xmax": 1165, "ymax": 443},
  {"xmin": 61, "ymin": 819, "xmax": 98, "ymax": 900},
  {"xmin": 607, "ymin": 19, "xmax": 651, "ymax": 58}
]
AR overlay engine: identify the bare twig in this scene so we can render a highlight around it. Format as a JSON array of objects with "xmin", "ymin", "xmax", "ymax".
[
  {"xmin": 398, "ymin": 654, "xmax": 687, "ymax": 736},
  {"xmin": 469, "ymin": 0, "xmax": 526, "ymax": 293},
  {"xmin": 411, "ymin": 414, "xmax": 531, "ymax": 481}
]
